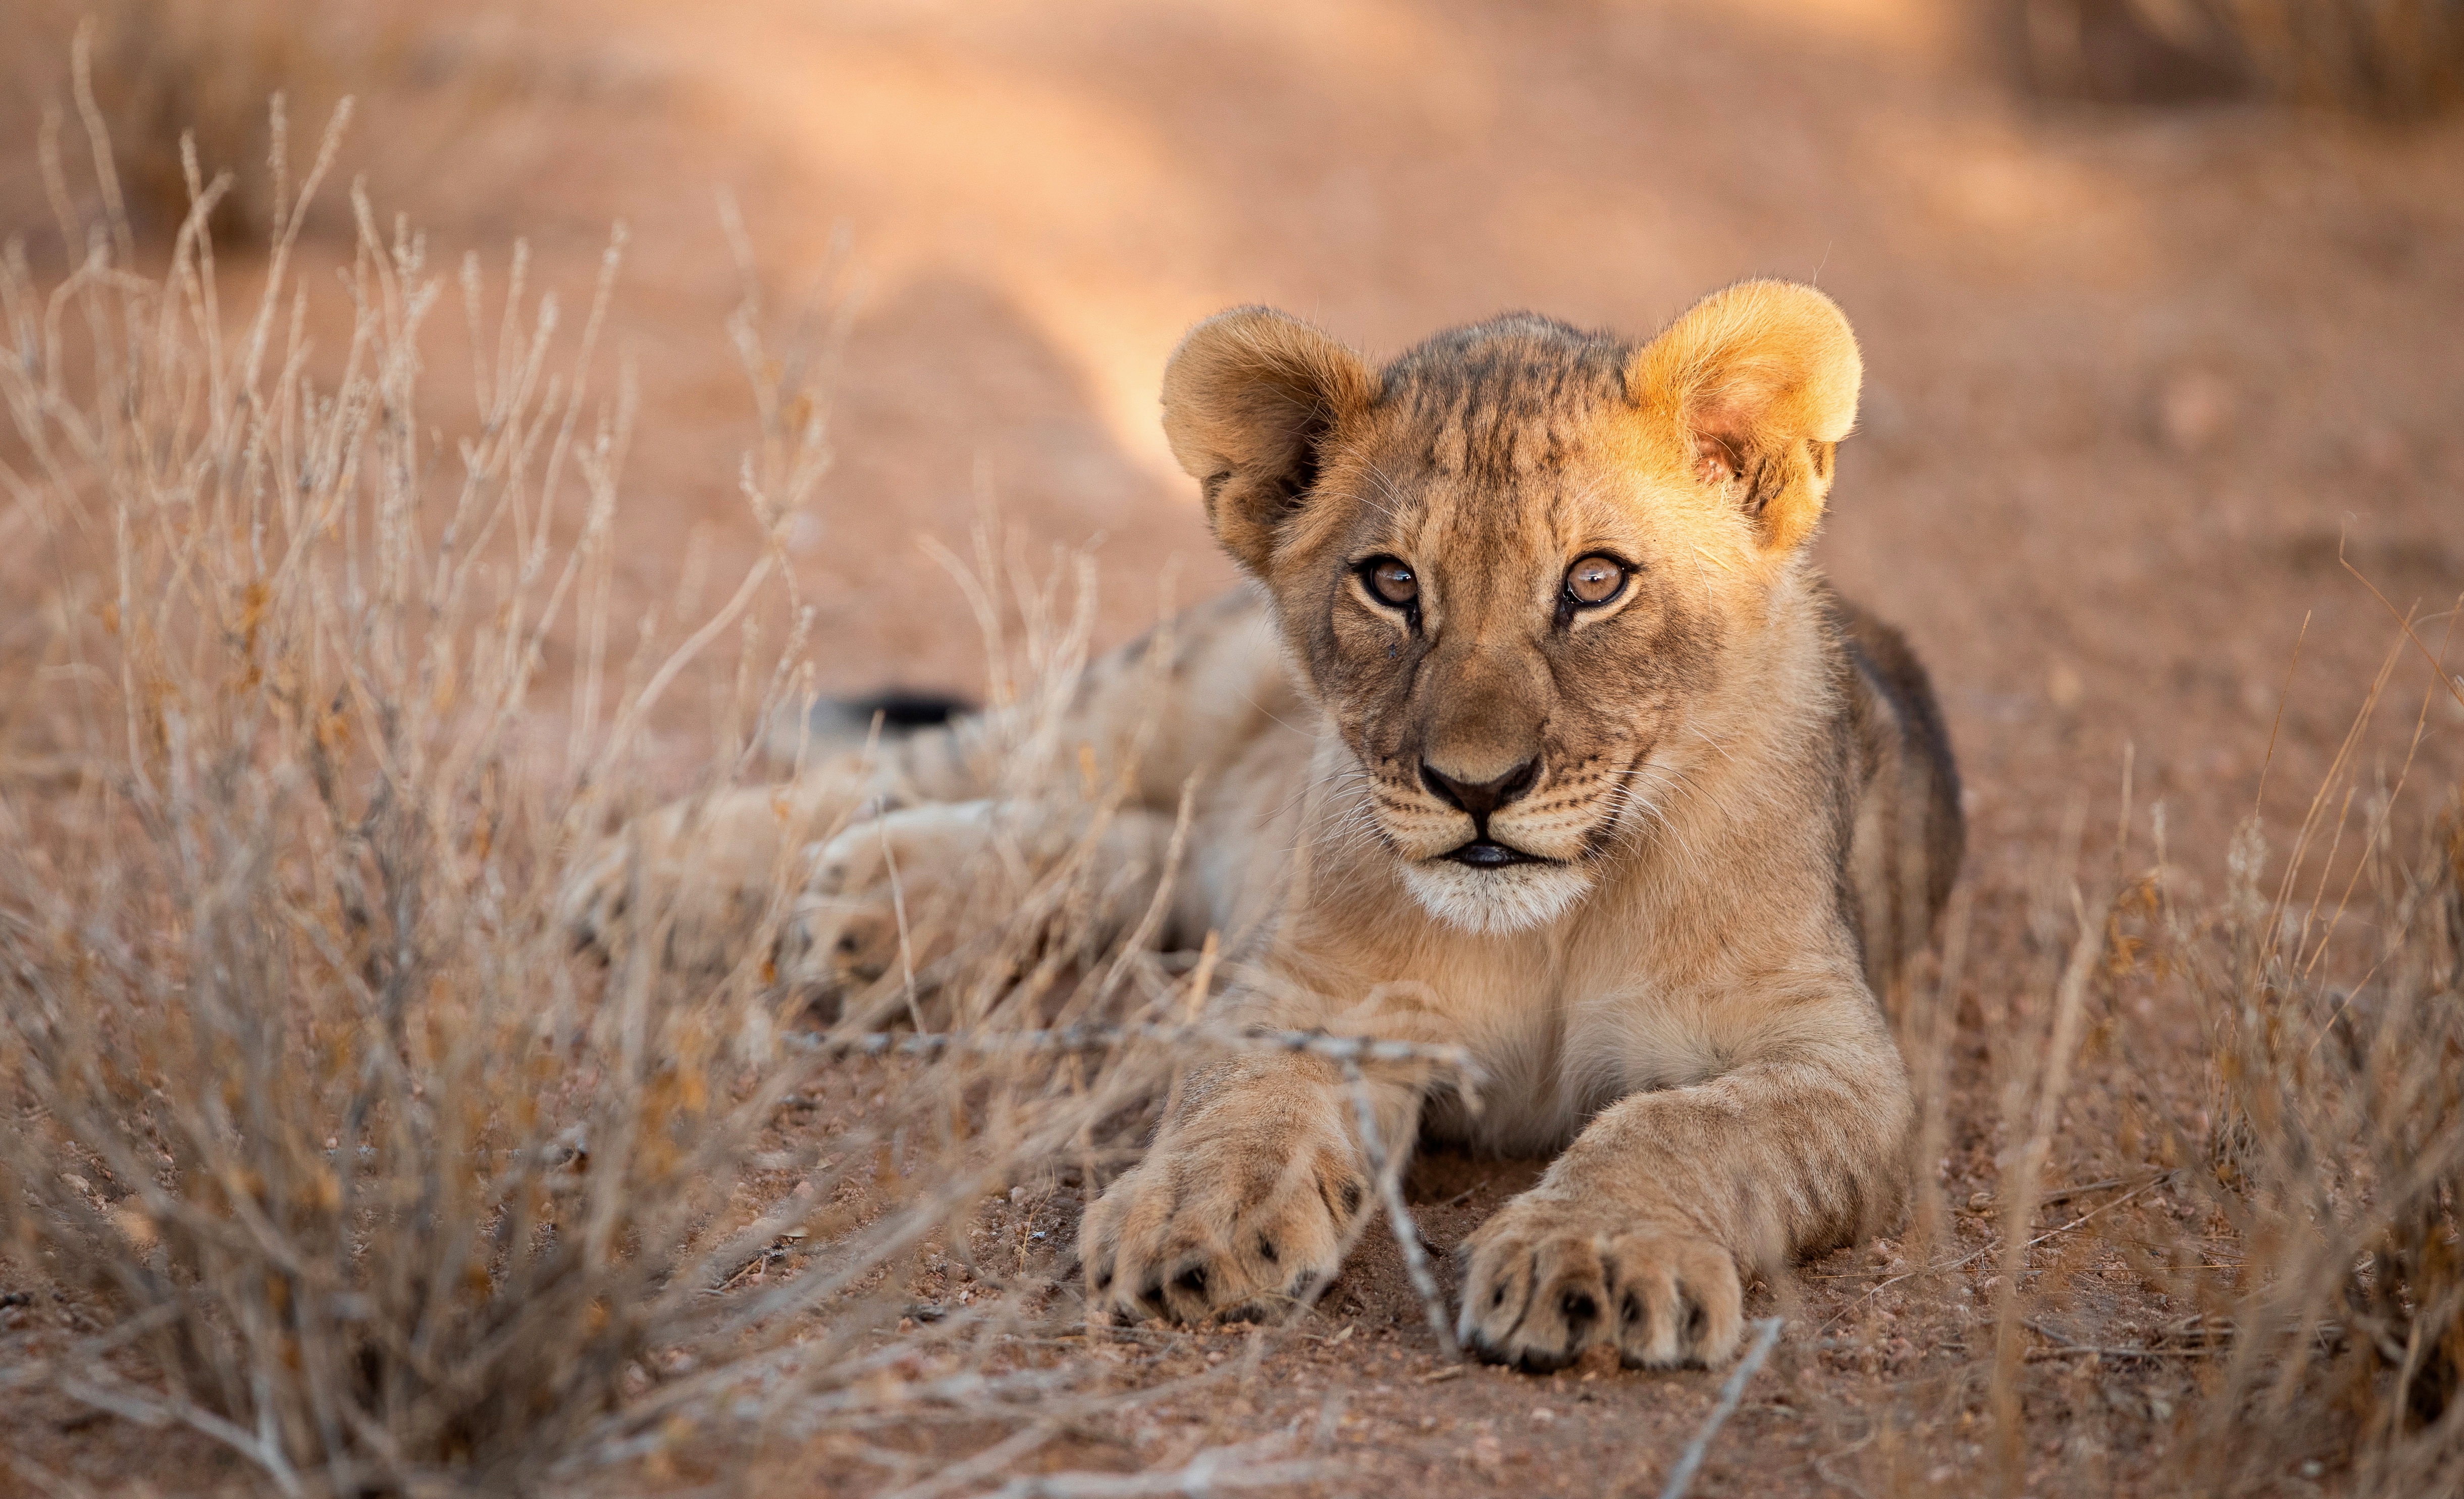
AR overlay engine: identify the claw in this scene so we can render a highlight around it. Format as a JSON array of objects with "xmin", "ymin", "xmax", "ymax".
[{"xmin": 1457, "ymin": 1214, "xmax": 1744, "ymax": 1372}]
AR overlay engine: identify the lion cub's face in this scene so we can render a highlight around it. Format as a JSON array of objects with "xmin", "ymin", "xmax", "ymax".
[
  {"xmin": 1163, "ymin": 286, "xmax": 1861, "ymax": 933},
  {"xmin": 1296, "ymin": 323, "xmax": 1720, "ymax": 932}
]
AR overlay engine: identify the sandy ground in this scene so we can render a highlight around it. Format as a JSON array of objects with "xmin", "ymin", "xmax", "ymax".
[{"xmin": 2, "ymin": 0, "xmax": 2460, "ymax": 1493}]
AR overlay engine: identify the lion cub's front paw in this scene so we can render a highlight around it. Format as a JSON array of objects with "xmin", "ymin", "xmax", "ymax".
[
  {"xmin": 1455, "ymin": 1198, "xmax": 1743, "ymax": 1372},
  {"xmin": 1079, "ymin": 1080, "xmax": 1371, "ymax": 1325}
]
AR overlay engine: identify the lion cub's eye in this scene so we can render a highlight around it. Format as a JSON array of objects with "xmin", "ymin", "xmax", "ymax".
[
  {"xmin": 1564, "ymin": 554, "xmax": 1629, "ymax": 607},
  {"xmin": 1362, "ymin": 557, "xmax": 1419, "ymax": 607}
]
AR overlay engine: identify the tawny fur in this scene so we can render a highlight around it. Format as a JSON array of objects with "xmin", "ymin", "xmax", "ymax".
[{"xmin": 560, "ymin": 279, "xmax": 1964, "ymax": 1372}]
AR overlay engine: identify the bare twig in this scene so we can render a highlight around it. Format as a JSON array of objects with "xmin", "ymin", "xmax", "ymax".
[
  {"xmin": 1655, "ymin": 1316, "xmax": 1784, "ymax": 1499},
  {"xmin": 1341, "ymin": 1057, "xmax": 1458, "ymax": 1358},
  {"xmin": 800, "ymin": 1023, "xmax": 1487, "ymax": 1083}
]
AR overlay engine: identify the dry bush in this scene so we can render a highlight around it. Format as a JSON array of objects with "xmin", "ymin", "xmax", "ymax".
[
  {"xmin": 2002, "ymin": 0, "xmax": 2464, "ymax": 116},
  {"xmin": 0, "ymin": 98, "xmax": 1395, "ymax": 1497}
]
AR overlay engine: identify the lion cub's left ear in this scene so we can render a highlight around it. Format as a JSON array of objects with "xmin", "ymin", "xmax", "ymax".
[{"xmin": 1629, "ymin": 280, "xmax": 1861, "ymax": 555}]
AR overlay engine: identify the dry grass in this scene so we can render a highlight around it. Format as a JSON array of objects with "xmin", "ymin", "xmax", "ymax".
[
  {"xmin": 1783, "ymin": 741, "xmax": 2461, "ymax": 1497},
  {"xmin": 2152, "ymin": 704, "xmax": 2464, "ymax": 1491},
  {"xmin": 1888, "ymin": 647, "xmax": 2464, "ymax": 1495}
]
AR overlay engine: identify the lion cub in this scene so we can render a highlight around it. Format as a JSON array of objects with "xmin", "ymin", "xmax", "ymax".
[{"xmin": 564, "ymin": 280, "xmax": 1962, "ymax": 1371}]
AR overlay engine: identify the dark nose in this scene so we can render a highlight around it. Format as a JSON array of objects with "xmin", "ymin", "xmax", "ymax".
[{"xmin": 1420, "ymin": 758, "xmax": 1541, "ymax": 820}]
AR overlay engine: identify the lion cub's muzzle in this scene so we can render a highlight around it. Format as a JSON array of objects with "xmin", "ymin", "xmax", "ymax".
[
  {"xmin": 1383, "ymin": 749, "xmax": 1615, "ymax": 933},
  {"xmin": 1420, "ymin": 755, "xmax": 1559, "ymax": 867}
]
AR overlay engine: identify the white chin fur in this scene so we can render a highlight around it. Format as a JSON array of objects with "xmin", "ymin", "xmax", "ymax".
[{"xmin": 1397, "ymin": 859, "xmax": 1594, "ymax": 935}]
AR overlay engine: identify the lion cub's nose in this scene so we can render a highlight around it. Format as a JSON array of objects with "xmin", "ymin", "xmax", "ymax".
[{"xmin": 1420, "ymin": 757, "xmax": 1541, "ymax": 818}]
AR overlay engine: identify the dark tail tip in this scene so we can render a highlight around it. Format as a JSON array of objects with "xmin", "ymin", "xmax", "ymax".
[{"xmin": 824, "ymin": 689, "xmax": 975, "ymax": 734}]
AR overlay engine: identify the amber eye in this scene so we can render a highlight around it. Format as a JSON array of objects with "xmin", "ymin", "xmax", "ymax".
[
  {"xmin": 1362, "ymin": 557, "xmax": 1419, "ymax": 607},
  {"xmin": 1565, "ymin": 554, "xmax": 1629, "ymax": 607}
]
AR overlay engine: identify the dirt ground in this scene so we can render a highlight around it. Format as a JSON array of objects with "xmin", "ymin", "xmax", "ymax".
[{"xmin": 2, "ymin": 1, "xmax": 2460, "ymax": 1494}]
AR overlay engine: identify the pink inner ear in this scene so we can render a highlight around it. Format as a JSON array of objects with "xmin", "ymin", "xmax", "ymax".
[
  {"xmin": 1686, "ymin": 390, "xmax": 1761, "ymax": 486},
  {"xmin": 1691, "ymin": 426, "xmax": 1747, "ymax": 485}
]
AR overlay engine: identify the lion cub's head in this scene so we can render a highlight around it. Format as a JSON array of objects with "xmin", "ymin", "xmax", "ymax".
[{"xmin": 1162, "ymin": 281, "xmax": 1862, "ymax": 934}]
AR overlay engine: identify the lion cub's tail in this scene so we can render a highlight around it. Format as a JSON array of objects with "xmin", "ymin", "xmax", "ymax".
[{"xmin": 1833, "ymin": 600, "xmax": 1966, "ymax": 1008}]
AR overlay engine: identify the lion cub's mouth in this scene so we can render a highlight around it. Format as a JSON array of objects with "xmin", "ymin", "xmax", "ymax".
[{"xmin": 1441, "ymin": 838, "xmax": 1555, "ymax": 869}]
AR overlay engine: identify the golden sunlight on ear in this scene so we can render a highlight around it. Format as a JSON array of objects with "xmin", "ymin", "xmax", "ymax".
[{"xmin": 1630, "ymin": 279, "xmax": 1862, "ymax": 557}]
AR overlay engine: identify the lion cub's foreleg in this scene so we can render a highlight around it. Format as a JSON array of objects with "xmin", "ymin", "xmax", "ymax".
[
  {"xmin": 1082, "ymin": 980, "xmax": 1911, "ymax": 1371},
  {"xmin": 1455, "ymin": 1000, "xmax": 1911, "ymax": 1370},
  {"xmin": 1081, "ymin": 977, "xmax": 1451, "ymax": 1324}
]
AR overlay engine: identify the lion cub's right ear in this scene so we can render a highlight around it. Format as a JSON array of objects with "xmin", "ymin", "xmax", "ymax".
[
  {"xmin": 1629, "ymin": 279, "xmax": 1861, "ymax": 558},
  {"xmin": 1162, "ymin": 307, "xmax": 1378, "ymax": 577}
]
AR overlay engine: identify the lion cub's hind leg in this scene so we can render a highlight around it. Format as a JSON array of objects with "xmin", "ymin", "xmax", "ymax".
[
  {"xmin": 780, "ymin": 799, "xmax": 1192, "ymax": 1023},
  {"xmin": 780, "ymin": 802, "xmax": 998, "ymax": 1017},
  {"xmin": 558, "ymin": 771, "xmax": 876, "ymax": 977}
]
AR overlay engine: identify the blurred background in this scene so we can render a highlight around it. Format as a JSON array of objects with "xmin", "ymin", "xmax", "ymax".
[{"xmin": 3, "ymin": 0, "xmax": 2459, "ymax": 881}]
